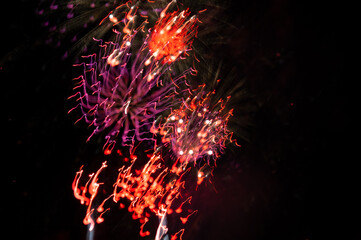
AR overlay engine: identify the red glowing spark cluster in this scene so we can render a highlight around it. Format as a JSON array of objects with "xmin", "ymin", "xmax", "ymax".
[
  {"xmin": 152, "ymin": 85, "xmax": 236, "ymax": 164},
  {"xmin": 147, "ymin": 9, "xmax": 198, "ymax": 65},
  {"xmin": 72, "ymin": 150, "xmax": 199, "ymax": 239}
]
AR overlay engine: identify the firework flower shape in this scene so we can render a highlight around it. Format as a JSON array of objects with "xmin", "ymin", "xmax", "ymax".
[
  {"xmin": 152, "ymin": 84, "xmax": 236, "ymax": 165},
  {"xmin": 69, "ymin": 33, "xmax": 180, "ymax": 150}
]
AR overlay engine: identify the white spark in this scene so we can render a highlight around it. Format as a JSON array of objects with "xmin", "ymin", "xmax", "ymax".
[{"xmin": 124, "ymin": 99, "xmax": 131, "ymax": 115}]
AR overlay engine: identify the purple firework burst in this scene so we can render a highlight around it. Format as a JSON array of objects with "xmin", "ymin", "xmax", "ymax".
[{"xmin": 68, "ymin": 29, "xmax": 188, "ymax": 151}]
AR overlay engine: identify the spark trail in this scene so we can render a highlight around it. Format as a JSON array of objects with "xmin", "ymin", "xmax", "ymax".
[{"xmin": 73, "ymin": 149, "xmax": 199, "ymax": 239}]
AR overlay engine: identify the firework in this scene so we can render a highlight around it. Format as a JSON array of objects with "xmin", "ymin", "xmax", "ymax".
[
  {"xmin": 152, "ymin": 84, "xmax": 236, "ymax": 165},
  {"xmin": 66, "ymin": 0, "xmax": 242, "ymax": 239},
  {"xmin": 72, "ymin": 149, "xmax": 198, "ymax": 239},
  {"xmin": 67, "ymin": 1, "xmax": 199, "ymax": 151},
  {"xmin": 68, "ymin": 34, "xmax": 181, "ymax": 150},
  {"xmin": 36, "ymin": 0, "xmax": 200, "ymax": 60},
  {"xmin": 145, "ymin": 2, "xmax": 198, "ymax": 66},
  {"xmin": 72, "ymin": 161, "xmax": 108, "ymax": 231}
]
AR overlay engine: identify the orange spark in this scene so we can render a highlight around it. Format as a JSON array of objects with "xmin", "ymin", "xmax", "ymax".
[
  {"xmin": 180, "ymin": 210, "xmax": 198, "ymax": 224},
  {"xmin": 96, "ymin": 208, "xmax": 110, "ymax": 224},
  {"xmin": 171, "ymin": 229, "xmax": 185, "ymax": 240}
]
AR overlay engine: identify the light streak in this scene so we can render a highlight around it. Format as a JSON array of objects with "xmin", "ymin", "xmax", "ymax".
[
  {"xmin": 72, "ymin": 149, "xmax": 204, "ymax": 237},
  {"xmin": 180, "ymin": 210, "xmax": 198, "ymax": 224},
  {"xmin": 72, "ymin": 162, "xmax": 108, "ymax": 232}
]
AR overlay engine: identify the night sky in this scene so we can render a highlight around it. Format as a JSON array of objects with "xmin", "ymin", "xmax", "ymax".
[{"xmin": 2, "ymin": 0, "xmax": 353, "ymax": 239}]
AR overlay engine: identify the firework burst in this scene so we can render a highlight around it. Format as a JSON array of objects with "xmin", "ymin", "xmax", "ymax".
[
  {"xmin": 68, "ymin": 31, "xmax": 190, "ymax": 151},
  {"xmin": 146, "ymin": 3, "xmax": 198, "ymax": 65},
  {"xmin": 152, "ymin": 84, "xmax": 236, "ymax": 165},
  {"xmin": 67, "ymin": 1, "xmax": 199, "ymax": 151}
]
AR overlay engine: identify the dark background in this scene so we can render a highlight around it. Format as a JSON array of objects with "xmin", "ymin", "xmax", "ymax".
[{"xmin": 2, "ymin": 0, "xmax": 353, "ymax": 239}]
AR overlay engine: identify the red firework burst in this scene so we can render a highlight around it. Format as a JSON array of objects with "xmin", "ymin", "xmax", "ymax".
[
  {"xmin": 146, "ymin": 6, "xmax": 198, "ymax": 65},
  {"xmin": 152, "ymin": 84, "xmax": 237, "ymax": 165}
]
